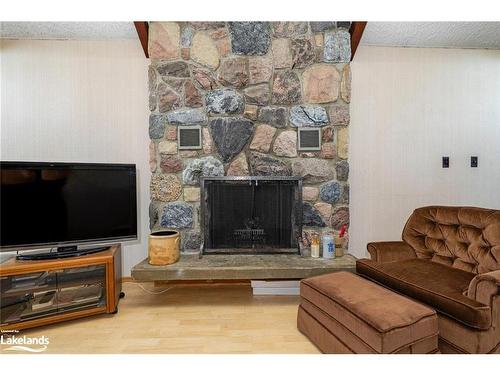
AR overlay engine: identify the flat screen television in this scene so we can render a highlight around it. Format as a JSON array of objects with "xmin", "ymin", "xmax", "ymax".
[{"xmin": 0, "ymin": 162, "xmax": 137, "ymax": 259}]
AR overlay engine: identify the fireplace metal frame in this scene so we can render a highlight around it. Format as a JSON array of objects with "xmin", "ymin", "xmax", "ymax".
[{"xmin": 200, "ymin": 176, "xmax": 303, "ymax": 255}]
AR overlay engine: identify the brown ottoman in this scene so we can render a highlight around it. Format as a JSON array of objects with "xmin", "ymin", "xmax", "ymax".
[{"xmin": 298, "ymin": 271, "xmax": 439, "ymax": 353}]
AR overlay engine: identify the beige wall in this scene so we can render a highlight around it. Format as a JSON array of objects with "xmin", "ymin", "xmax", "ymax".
[
  {"xmin": 0, "ymin": 39, "xmax": 150, "ymax": 275},
  {"xmin": 2, "ymin": 40, "xmax": 499, "ymax": 267},
  {"xmin": 349, "ymin": 46, "xmax": 500, "ymax": 258}
]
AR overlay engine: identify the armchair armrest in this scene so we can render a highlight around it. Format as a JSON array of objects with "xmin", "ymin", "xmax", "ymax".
[
  {"xmin": 468, "ymin": 270, "xmax": 500, "ymax": 306},
  {"xmin": 367, "ymin": 241, "xmax": 416, "ymax": 263}
]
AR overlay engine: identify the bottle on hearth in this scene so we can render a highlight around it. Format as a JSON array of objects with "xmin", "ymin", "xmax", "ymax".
[
  {"xmin": 311, "ymin": 233, "xmax": 320, "ymax": 258},
  {"xmin": 335, "ymin": 224, "xmax": 348, "ymax": 257}
]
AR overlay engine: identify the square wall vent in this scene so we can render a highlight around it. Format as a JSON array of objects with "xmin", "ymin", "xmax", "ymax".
[
  {"xmin": 298, "ymin": 128, "xmax": 321, "ymax": 151},
  {"xmin": 178, "ymin": 126, "xmax": 202, "ymax": 150}
]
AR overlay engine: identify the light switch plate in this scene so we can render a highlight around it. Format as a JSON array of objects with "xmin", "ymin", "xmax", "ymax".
[{"xmin": 442, "ymin": 156, "xmax": 449, "ymax": 168}]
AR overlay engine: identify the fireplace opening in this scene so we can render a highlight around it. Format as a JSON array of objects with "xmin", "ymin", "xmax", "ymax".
[{"xmin": 201, "ymin": 177, "xmax": 302, "ymax": 254}]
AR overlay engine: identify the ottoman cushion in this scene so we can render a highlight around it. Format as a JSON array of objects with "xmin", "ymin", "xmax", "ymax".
[{"xmin": 298, "ymin": 271, "xmax": 438, "ymax": 353}]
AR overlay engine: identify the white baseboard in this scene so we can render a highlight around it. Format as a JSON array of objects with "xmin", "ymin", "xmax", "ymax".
[
  {"xmin": 252, "ymin": 287, "xmax": 300, "ymax": 295},
  {"xmin": 251, "ymin": 280, "xmax": 300, "ymax": 295}
]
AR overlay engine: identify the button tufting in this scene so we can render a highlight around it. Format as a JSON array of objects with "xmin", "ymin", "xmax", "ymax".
[{"xmin": 403, "ymin": 206, "xmax": 499, "ymax": 274}]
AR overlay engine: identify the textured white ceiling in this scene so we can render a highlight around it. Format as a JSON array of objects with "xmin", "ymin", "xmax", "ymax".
[
  {"xmin": 0, "ymin": 22, "xmax": 136, "ymax": 40},
  {"xmin": 361, "ymin": 22, "xmax": 500, "ymax": 49}
]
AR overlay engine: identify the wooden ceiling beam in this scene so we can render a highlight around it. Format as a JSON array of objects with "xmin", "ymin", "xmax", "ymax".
[
  {"xmin": 133, "ymin": 21, "xmax": 149, "ymax": 58},
  {"xmin": 349, "ymin": 21, "xmax": 367, "ymax": 61}
]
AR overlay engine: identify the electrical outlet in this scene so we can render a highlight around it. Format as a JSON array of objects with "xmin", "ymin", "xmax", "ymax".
[
  {"xmin": 471, "ymin": 156, "xmax": 478, "ymax": 168},
  {"xmin": 442, "ymin": 156, "xmax": 450, "ymax": 168}
]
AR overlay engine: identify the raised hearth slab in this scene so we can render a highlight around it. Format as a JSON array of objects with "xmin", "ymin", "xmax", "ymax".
[{"xmin": 131, "ymin": 254, "xmax": 356, "ymax": 281}]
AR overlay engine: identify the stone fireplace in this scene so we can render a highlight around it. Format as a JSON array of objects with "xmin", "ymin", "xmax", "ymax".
[
  {"xmin": 147, "ymin": 22, "xmax": 351, "ymax": 255},
  {"xmin": 201, "ymin": 177, "xmax": 302, "ymax": 254}
]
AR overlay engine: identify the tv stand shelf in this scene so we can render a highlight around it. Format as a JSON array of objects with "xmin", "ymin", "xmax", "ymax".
[{"xmin": 0, "ymin": 244, "xmax": 122, "ymax": 331}]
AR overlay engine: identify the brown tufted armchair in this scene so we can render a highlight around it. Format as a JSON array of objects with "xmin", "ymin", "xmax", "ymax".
[{"xmin": 356, "ymin": 206, "xmax": 500, "ymax": 353}]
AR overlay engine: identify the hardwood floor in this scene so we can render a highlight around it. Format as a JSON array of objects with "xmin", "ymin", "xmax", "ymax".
[{"xmin": 1, "ymin": 282, "xmax": 319, "ymax": 354}]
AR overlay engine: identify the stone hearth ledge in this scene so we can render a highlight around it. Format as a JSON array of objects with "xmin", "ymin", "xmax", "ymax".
[{"xmin": 131, "ymin": 253, "xmax": 356, "ymax": 281}]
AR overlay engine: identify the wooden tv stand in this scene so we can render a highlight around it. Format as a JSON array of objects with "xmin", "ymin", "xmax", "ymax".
[{"xmin": 0, "ymin": 244, "xmax": 122, "ymax": 331}]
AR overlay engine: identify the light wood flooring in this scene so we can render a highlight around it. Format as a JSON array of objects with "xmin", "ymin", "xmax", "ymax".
[{"xmin": 2, "ymin": 282, "xmax": 319, "ymax": 354}]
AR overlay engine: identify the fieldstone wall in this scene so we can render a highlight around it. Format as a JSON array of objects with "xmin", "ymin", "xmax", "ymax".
[{"xmin": 148, "ymin": 21, "xmax": 351, "ymax": 252}]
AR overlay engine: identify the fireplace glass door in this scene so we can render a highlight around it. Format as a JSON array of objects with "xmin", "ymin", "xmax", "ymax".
[{"xmin": 202, "ymin": 178, "xmax": 301, "ymax": 254}]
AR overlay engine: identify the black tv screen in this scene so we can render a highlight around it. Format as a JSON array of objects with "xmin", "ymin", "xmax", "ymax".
[{"xmin": 0, "ymin": 162, "xmax": 137, "ymax": 250}]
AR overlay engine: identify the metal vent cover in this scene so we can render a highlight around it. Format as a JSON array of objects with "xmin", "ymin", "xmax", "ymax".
[
  {"xmin": 178, "ymin": 126, "xmax": 202, "ymax": 150},
  {"xmin": 298, "ymin": 128, "xmax": 321, "ymax": 151}
]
